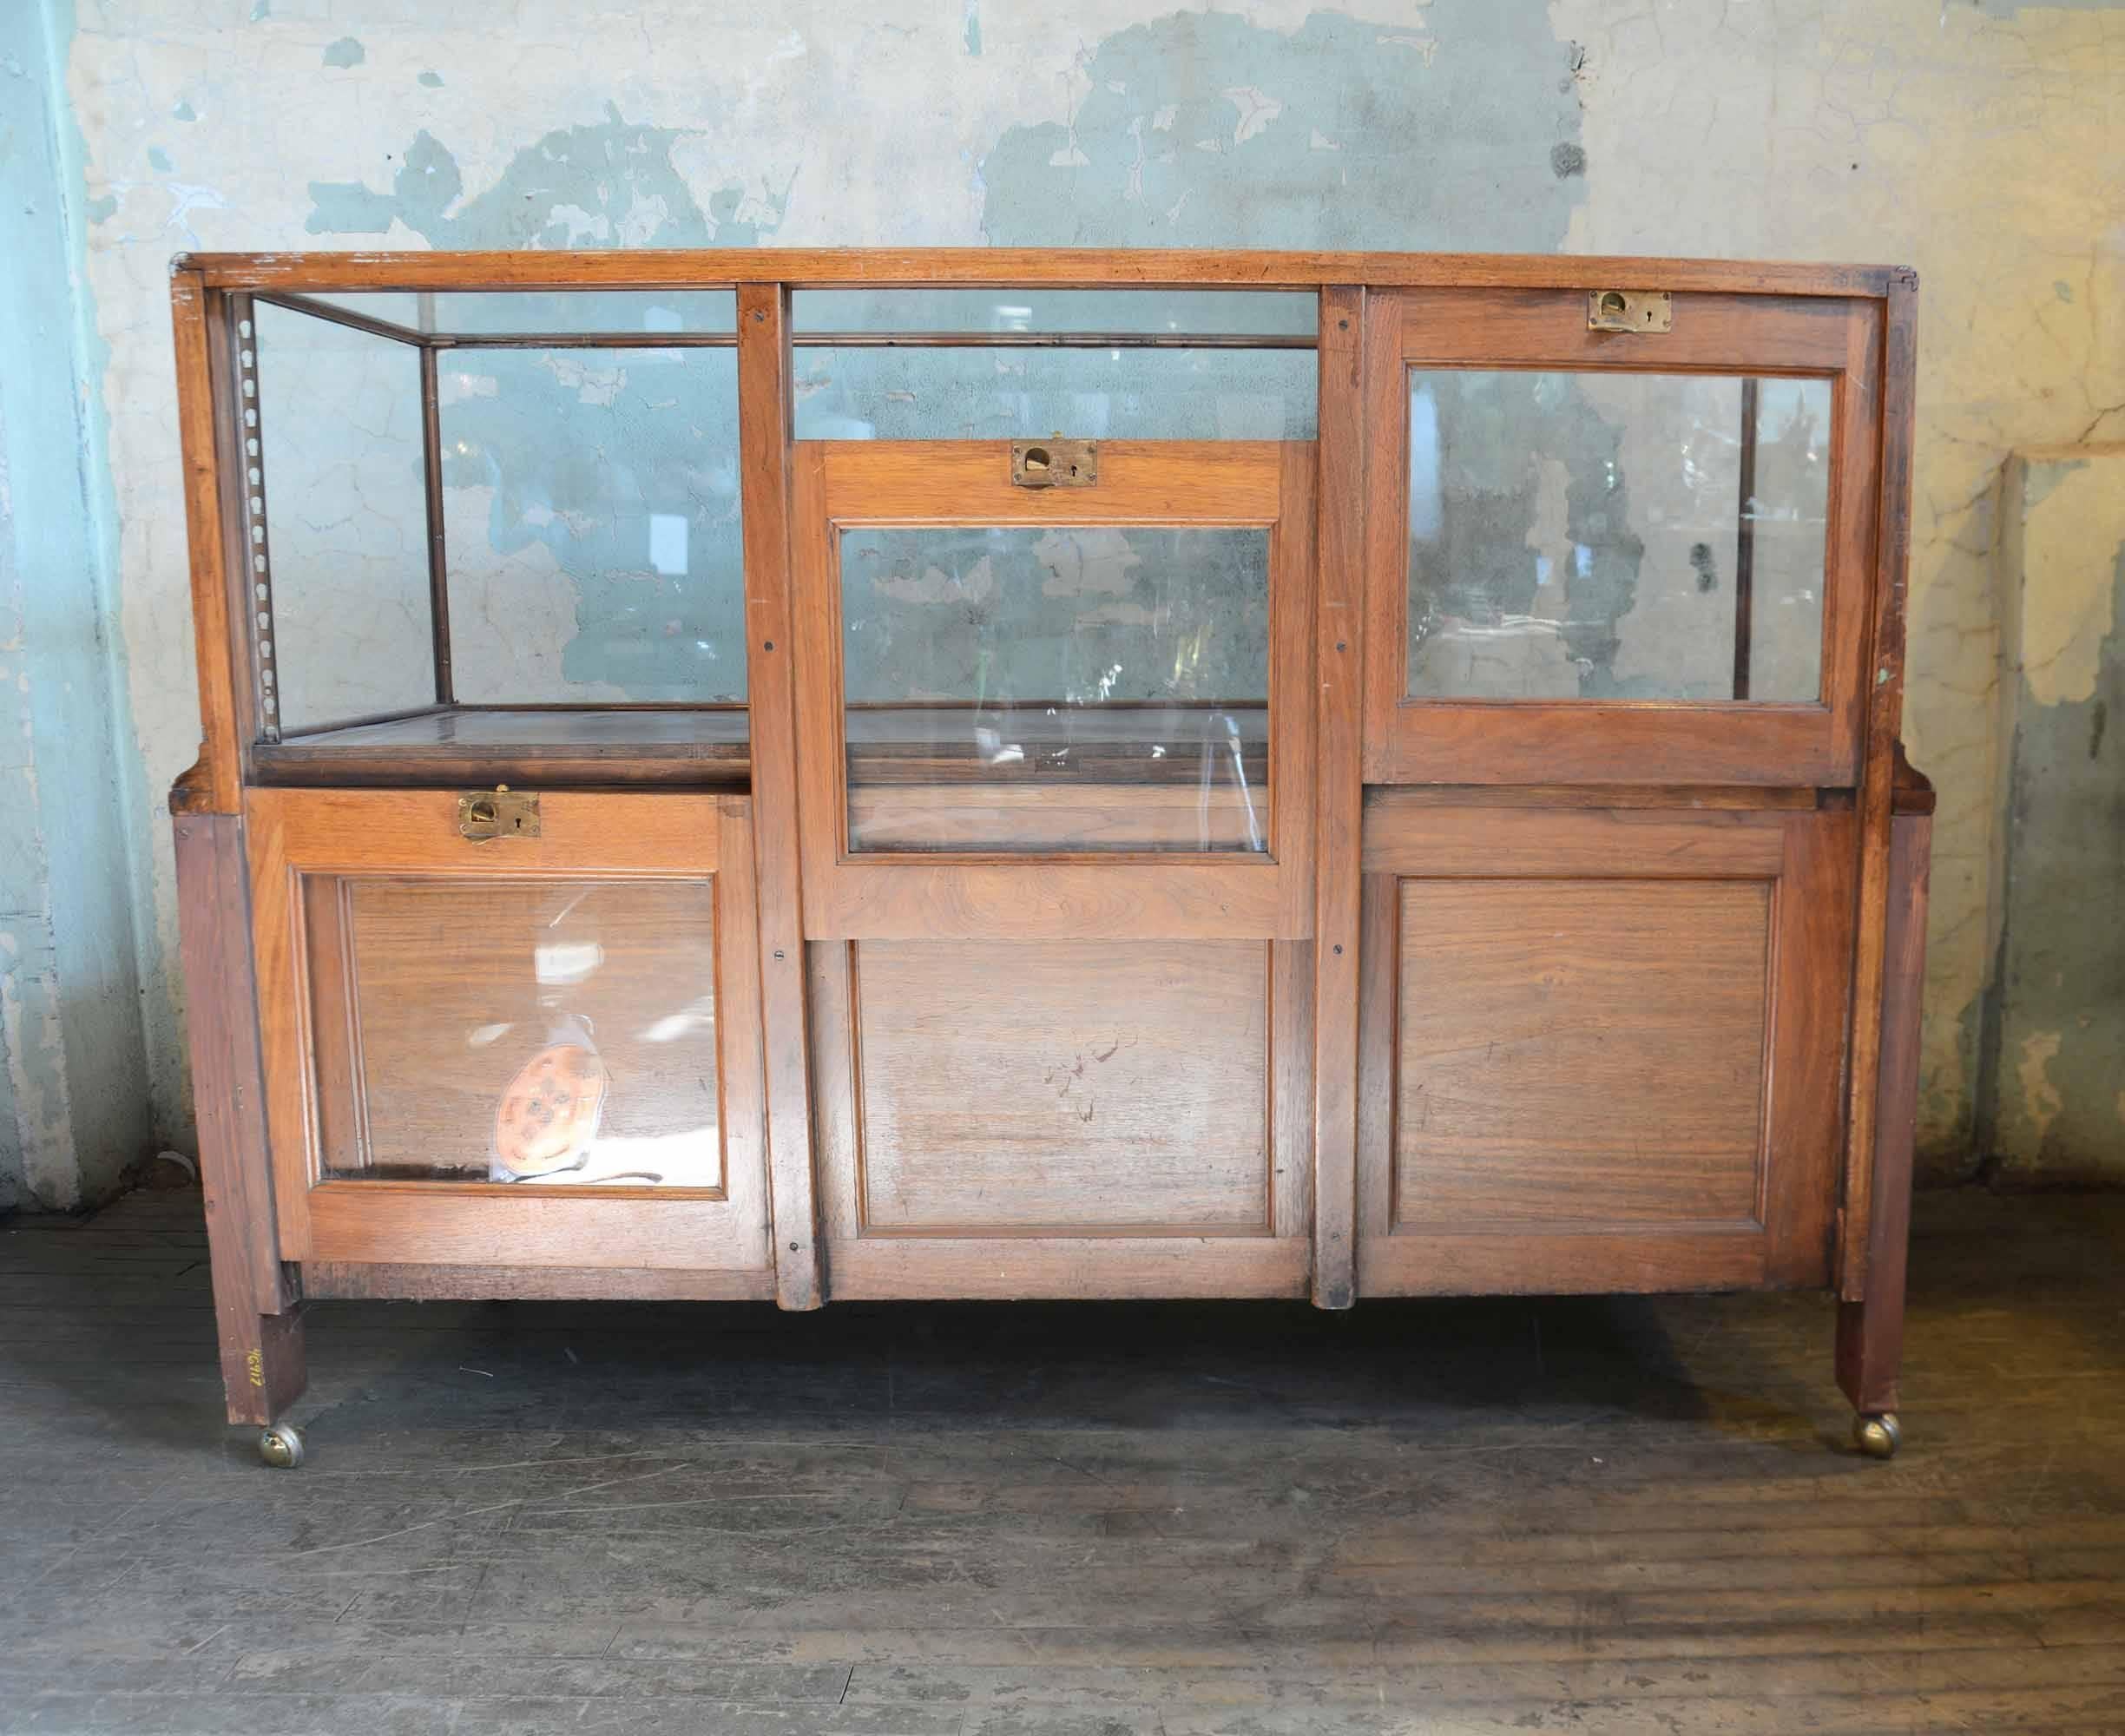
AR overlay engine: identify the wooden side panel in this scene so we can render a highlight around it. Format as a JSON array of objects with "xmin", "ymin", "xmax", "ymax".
[
  {"xmin": 173, "ymin": 812, "xmax": 305, "ymax": 1424},
  {"xmin": 1765, "ymin": 806, "xmax": 1858, "ymax": 1283},
  {"xmin": 1391, "ymin": 878, "xmax": 1771, "ymax": 1229},
  {"xmin": 851, "ymin": 940, "xmax": 1271, "ymax": 1235},
  {"xmin": 1359, "ymin": 806, "xmax": 1852, "ymax": 1298}
]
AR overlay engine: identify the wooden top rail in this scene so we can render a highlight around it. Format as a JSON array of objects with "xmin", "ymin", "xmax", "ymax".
[{"xmin": 174, "ymin": 249, "xmax": 1906, "ymax": 299}]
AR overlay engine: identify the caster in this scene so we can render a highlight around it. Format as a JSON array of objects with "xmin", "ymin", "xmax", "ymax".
[
  {"xmin": 258, "ymin": 1423, "xmax": 305, "ymax": 1469},
  {"xmin": 1853, "ymin": 1411, "xmax": 1901, "ymax": 1460}
]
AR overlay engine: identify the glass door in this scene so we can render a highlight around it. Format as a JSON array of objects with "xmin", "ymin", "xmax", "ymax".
[
  {"xmin": 1360, "ymin": 287, "xmax": 1883, "ymax": 786},
  {"xmin": 789, "ymin": 436, "xmax": 1318, "ymax": 1296},
  {"xmin": 791, "ymin": 439, "xmax": 1315, "ymax": 940},
  {"xmin": 247, "ymin": 788, "xmax": 771, "ymax": 1281}
]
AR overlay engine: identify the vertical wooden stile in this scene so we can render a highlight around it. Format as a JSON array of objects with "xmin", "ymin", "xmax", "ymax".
[
  {"xmin": 170, "ymin": 270, "xmax": 246, "ymax": 812},
  {"xmin": 1839, "ymin": 270, "xmax": 1918, "ymax": 1299},
  {"xmin": 737, "ymin": 283, "xmax": 825, "ymax": 1309},
  {"xmin": 1311, "ymin": 285, "xmax": 1368, "ymax": 1309}
]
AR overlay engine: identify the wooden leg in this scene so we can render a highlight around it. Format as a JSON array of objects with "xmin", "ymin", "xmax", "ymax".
[
  {"xmin": 175, "ymin": 811, "xmax": 307, "ymax": 1430},
  {"xmin": 1836, "ymin": 801, "xmax": 1930, "ymax": 1453},
  {"xmin": 213, "ymin": 1297, "xmax": 306, "ymax": 1429}
]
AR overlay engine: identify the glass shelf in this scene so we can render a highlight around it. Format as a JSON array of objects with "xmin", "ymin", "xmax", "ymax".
[
  {"xmin": 248, "ymin": 700, "xmax": 1269, "ymax": 796},
  {"xmin": 253, "ymin": 707, "xmax": 753, "ymax": 787}
]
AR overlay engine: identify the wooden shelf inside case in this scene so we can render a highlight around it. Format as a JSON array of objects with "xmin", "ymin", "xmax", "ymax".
[
  {"xmin": 252, "ymin": 702, "xmax": 1269, "ymax": 790},
  {"xmin": 253, "ymin": 707, "xmax": 753, "ymax": 788}
]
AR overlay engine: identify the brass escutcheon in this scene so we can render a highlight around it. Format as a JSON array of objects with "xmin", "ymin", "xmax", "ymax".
[
  {"xmin": 1587, "ymin": 289, "xmax": 1673, "ymax": 332},
  {"xmin": 458, "ymin": 787, "xmax": 541, "ymax": 841},
  {"xmin": 1010, "ymin": 437, "xmax": 1098, "ymax": 488}
]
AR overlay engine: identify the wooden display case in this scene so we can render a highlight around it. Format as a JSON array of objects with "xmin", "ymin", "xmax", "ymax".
[{"xmin": 167, "ymin": 252, "xmax": 1927, "ymax": 1468}]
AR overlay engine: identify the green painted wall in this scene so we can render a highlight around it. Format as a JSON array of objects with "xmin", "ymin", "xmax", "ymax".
[{"xmin": 0, "ymin": 0, "xmax": 154, "ymax": 1209}]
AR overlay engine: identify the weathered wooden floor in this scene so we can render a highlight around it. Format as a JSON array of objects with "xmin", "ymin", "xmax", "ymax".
[{"xmin": 2, "ymin": 1187, "xmax": 2121, "ymax": 1734}]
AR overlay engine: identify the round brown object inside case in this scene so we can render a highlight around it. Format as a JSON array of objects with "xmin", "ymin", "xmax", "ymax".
[{"xmin": 493, "ymin": 1044, "xmax": 608, "ymax": 1177}]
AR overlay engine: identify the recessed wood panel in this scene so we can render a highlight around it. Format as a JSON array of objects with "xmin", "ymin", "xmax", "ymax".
[
  {"xmin": 852, "ymin": 939, "xmax": 1271, "ymax": 1234},
  {"xmin": 1393, "ymin": 879, "xmax": 1771, "ymax": 1229}
]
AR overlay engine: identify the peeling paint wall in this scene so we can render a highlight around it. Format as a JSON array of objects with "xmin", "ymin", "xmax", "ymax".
[
  {"xmin": 4, "ymin": 0, "xmax": 2117, "ymax": 1190},
  {"xmin": 0, "ymin": 0, "xmax": 155, "ymax": 1211},
  {"xmin": 1987, "ymin": 448, "xmax": 2125, "ymax": 1180}
]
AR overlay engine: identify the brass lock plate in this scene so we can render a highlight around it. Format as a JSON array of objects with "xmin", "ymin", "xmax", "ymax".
[
  {"xmin": 1587, "ymin": 290, "xmax": 1673, "ymax": 333},
  {"xmin": 1010, "ymin": 438, "xmax": 1098, "ymax": 489},
  {"xmin": 457, "ymin": 788, "xmax": 540, "ymax": 841}
]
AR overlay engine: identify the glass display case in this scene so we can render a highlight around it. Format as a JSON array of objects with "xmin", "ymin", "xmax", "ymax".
[{"xmin": 168, "ymin": 251, "xmax": 1927, "ymax": 1470}]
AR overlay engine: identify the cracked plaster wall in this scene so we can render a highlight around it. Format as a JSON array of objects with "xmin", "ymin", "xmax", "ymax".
[
  {"xmin": 18, "ymin": 0, "xmax": 2124, "ymax": 1184},
  {"xmin": 0, "ymin": 0, "xmax": 156, "ymax": 1211},
  {"xmin": 1986, "ymin": 448, "xmax": 2125, "ymax": 1180}
]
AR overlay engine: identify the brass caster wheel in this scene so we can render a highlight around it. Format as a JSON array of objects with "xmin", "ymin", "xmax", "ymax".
[
  {"xmin": 258, "ymin": 1423, "xmax": 305, "ymax": 1470},
  {"xmin": 1853, "ymin": 1411, "xmax": 1902, "ymax": 1461}
]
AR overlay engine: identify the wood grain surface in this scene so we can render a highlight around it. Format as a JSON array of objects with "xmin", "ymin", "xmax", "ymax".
[
  {"xmin": 850, "ymin": 939, "xmax": 1272, "ymax": 1236},
  {"xmin": 179, "ymin": 247, "xmax": 1900, "ymax": 295},
  {"xmin": 1391, "ymin": 878, "xmax": 1772, "ymax": 1230}
]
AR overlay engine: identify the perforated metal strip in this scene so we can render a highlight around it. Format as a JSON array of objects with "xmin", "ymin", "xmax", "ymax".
[{"xmin": 233, "ymin": 298, "xmax": 280, "ymax": 742}]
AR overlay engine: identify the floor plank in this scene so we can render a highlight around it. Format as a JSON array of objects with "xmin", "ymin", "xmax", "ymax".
[{"xmin": 0, "ymin": 1187, "xmax": 2119, "ymax": 1733}]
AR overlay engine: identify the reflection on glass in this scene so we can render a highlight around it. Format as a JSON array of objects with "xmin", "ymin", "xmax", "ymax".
[
  {"xmin": 840, "ymin": 528, "xmax": 1271, "ymax": 853},
  {"xmin": 310, "ymin": 878, "xmax": 720, "ymax": 1187},
  {"xmin": 299, "ymin": 290, "xmax": 740, "ymax": 338},
  {"xmin": 793, "ymin": 288, "xmax": 1319, "ymax": 334},
  {"xmin": 794, "ymin": 347, "xmax": 1315, "ymax": 441},
  {"xmin": 438, "ymin": 348, "xmax": 747, "ymax": 703},
  {"xmin": 793, "ymin": 290, "xmax": 1317, "ymax": 440},
  {"xmin": 1405, "ymin": 371, "xmax": 1829, "ymax": 701},
  {"xmin": 253, "ymin": 301, "xmax": 432, "ymax": 732}
]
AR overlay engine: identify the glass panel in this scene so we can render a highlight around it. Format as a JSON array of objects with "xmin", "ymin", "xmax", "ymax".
[
  {"xmin": 841, "ymin": 528, "xmax": 1270, "ymax": 853},
  {"xmin": 298, "ymin": 290, "xmax": 739, "ymax": 339},
  {"xmin": 1405, "ymin": 371, "xmax": 1830, "ymax": 701},
  {"xmin": 793, "ymin": 288, "xmax": 1317, "ymax": 335},
  {"xmin": 439, "ymin": 347, "xmax": 747, "ymax": 703},
  {"xmin": 793, "ymin": 287, "xmax": 1316, "ymax": 440},
  {"xmin": 253, "ymin": 300, "xmax": 433, "ymax": 733},
  {"xmin": 310, "ymin": 878, "xmax": 721, "ymax": 1187},
  {"xmin": 794, "ymin": 348, "xmax": 1314, "ymax": 441}
]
